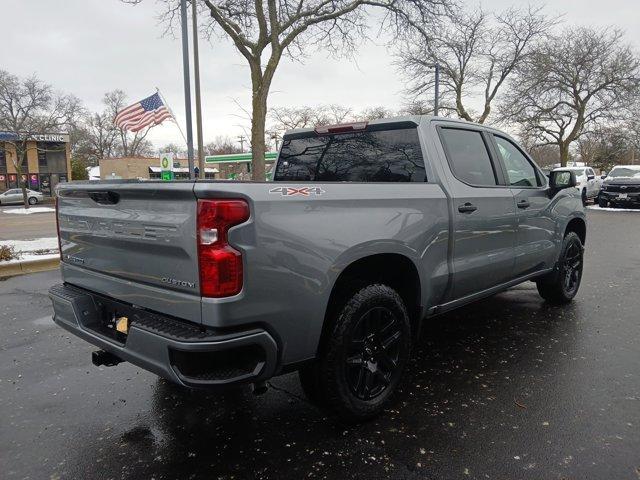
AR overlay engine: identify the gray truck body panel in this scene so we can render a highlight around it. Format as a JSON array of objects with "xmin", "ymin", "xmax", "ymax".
[{"xmin": 50, "ymin": 116, "xmax": 585, "ymax": 387}]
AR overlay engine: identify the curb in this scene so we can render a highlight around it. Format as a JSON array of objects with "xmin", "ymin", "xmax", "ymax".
[{"xmin": 0, "ymin": 257, "xmax": 59, "ymax": 278}]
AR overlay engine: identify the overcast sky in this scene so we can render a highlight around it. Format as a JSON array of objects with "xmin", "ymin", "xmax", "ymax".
[{"xmin": 3, "ymin": 0, "xmax": 639, "ymax": 150}]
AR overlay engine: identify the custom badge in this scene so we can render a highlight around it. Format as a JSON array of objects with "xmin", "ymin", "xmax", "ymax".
[{"xmin": 269, "ymin": 186, "xmax": 325, "ymax": 197}]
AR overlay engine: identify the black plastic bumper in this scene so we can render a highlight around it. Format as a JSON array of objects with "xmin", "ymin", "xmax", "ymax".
[
  {"xmin": 599, "ymin": 191, "xmax": 640, "ymax": 205},
  {"xmin": 48, "ymin": 283, "xmax": 278, "ymax": 388}
]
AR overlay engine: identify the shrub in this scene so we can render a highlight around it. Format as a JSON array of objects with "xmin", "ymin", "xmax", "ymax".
[{"xmin": 0, "ymin": 245, "xmax": 18, "ymax": 262}]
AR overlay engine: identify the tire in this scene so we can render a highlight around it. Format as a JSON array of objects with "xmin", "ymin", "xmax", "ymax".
[
  {"xmin": 536, "ymin": 231, "xmax": 584, "ymax": 304},
  {"xmin": 598, "ymin": 196, "xmax": 608, "ymax": 208},
  {"xmin": 28, "ymin": 196, "xmax": 37, "ymax": 205},
  {"xmin": 581, "ymin": 189, "xmax": 587, "ymax": 206},
  {"xmin": 300, "ymin": 284, "xmax": 411, "ymax": 422}
]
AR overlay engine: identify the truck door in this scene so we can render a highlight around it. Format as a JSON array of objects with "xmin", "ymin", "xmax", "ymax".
[
  {"xmin": 490, "ymin": 134, "xmax": 556, "ymax": 276},
  {"xmin": 437, "ymin": 126, "xmax": 517, "ymax": 300}
]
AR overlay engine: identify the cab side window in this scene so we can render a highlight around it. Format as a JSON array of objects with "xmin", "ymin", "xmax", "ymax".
[
  {"xmin": 439, "ymin": 128, "xmax": 497, "ymax": 186},
  {"xmin": 494, "ymin": 136, "xmax": 541, "ymax": 187}
]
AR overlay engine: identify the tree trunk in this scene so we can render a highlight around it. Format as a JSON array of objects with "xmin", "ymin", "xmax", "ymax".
[
  {"xmin": 15, "ymin": 145, "xmax": 29, "ymax": 209},
  {"xmin": 559, "ymin": 142, "xmax": 570, "ymax": 167},
  {"xmin": 250, "ymin": 84, "xmax": 268, "ymax": 182}
]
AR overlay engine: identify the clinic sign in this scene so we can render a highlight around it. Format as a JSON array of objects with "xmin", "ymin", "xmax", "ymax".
[
  {"xmin": 160, "ymin": 152, "xmax": 174, "ymax": 181},
  {"xmin": 29, "ymin": 133, "xmax": 69, "ymax": 143},
  {"xmin": 0, "ymin": 132, "xmax": 70, "ymax": 143}
]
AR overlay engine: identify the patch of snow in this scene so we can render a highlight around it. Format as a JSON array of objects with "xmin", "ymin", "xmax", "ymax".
[
  {"xmin": 1, "ymin": 237, "xmax": 59, "ymax": 264},
  {"xmin": 587, "ymin": 205, "xmax": 640, "ymax": 212},
  {"xmin": 2, "ymin": 237, "xmax": 59, "ymax": 252},
  {"xmin": 1, "ymin": 207, "xmax": 55, "ymax": 215}
]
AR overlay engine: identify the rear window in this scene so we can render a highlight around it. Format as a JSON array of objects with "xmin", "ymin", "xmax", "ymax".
[
  {"xmin": 274, "ymin": 128, "xmax": 426, "ymax": 182},
  {"xmin": 439, "ymin": 128, "xmax": 497, "ymax": 186}
]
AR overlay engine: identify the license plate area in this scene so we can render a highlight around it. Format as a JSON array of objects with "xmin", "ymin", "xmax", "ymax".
[
  {"xmin": 618, "ymin": 193, "xmax": 628, "ymax": 199},
  {"xmin": 82, "ymin": 296, "xmax": 138, "ymax": 345}
]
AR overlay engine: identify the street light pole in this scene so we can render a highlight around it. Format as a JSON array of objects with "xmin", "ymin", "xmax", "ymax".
[
  {"xmin": 180, "ymin": 0, "xmax": 194, "ymax": 178},
  {"xmin": 192, "ymin": 0, "xmax": 205, "ymax": 179},
  {"xmin": 433, "ymin": 63, "xmax": 440, "ymax": 117}
]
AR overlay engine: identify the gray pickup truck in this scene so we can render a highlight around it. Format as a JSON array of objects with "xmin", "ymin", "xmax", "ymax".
[{"xmin": 49, "ymin": 116, "xmax": 586, "ymax": 420}]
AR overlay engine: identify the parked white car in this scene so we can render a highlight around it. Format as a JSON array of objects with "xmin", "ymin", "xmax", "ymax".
[
  {"xmin": 0, "ymin": 188, "xmax": 44, "ymax": 205},
  {"xmin": 552, "ymin": 166, "xmax": 600, "ymax": 205}
]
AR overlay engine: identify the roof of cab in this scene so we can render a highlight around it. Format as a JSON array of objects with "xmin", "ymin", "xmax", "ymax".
[{"xmin": 282, "ymin": 115, "xmax": 505, "ymax": 138}]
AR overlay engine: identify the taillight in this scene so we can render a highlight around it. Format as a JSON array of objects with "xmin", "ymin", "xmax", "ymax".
[
  {"xmin": 55, "ymin": 196, "xmax": 62, "ymax": 261},
  {"xmin": 197, "ymin": 199, "xmax": 250, "ymax": 297}
]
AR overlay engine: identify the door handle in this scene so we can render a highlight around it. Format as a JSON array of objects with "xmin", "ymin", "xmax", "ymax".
[
  {"xmin": 517, "ymin": 199, "xmax": 530, "ymax": 209},
  {"xmin": 458, "ymin": 202, "xmax": 477, "ymax": 213}
]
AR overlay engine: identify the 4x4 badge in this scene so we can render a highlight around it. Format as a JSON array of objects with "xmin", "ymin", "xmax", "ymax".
[{"xmin": 269, "ymin": 187, "xmax": 325, "ymax": 196}]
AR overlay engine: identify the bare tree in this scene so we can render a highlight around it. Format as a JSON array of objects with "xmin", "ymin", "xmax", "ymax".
[
  {"xmin": 125, "ymin": 0, "xmax": 450, "ymax": 180},
  {"xmin": 203, "ymin": 135, "xmax": 243, "ymax": 155},
  {"xmin": 0, "ymin": 70, "xmax": 82, "ymax": 207},
  {"xmin": 396, "ymin": 5, "xmax": 555, "ymax": 123},
  {"xmin": 577, "ymin": 126, "xmax": 637, "ymax": 172},
  {"xmin": 72, "ymin": 110, "xmax": 119, "ymax": 165},
  {"xmin": 500, "ymin": 27, "xmax": 640, "ymax": 166},
  {"xmin": 158, "ymin": 142, "xmax": 187, "ymax": 157},
  {"xmin": 357, "ymin": 106, "xmax": 393, "ymax": 120},
  {"xmin": 269, "ymin": 104, "xmax": 353, "ymax": 135}
]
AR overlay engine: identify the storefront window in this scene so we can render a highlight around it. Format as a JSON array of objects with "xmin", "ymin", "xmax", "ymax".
[
  {"xmin": 37, "ymin": 142, "xmax": 66, "ymax": 172},
  {"xmin": 38, "ymin": 144, "xmax": 47, "ymax": 167}
]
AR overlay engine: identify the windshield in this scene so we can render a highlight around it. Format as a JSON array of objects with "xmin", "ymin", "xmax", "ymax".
[{"xmin": 608, "ymin": 167, "xmax": 640, "ymax": 178}]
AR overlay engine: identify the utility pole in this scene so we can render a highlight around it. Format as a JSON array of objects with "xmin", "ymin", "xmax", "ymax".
[
  {"xmin": 179, "ymin": 0, "xmax": 194, "ymax": 178},
  {"xmin": 271, "ymin": 134, "xmax": 280, "ymax": 151},
  {"xmin": 192, "ymin": 0, "xmax": 204, "ymax": 179},
  {"xmin": 237, "ymin": 135, "xmax": 246, "ymax": 152}
]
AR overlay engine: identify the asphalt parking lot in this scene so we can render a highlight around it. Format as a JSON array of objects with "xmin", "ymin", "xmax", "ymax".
[{"xmin": 1, "ymin": 209, "xmax": 639, "ymax": 480}]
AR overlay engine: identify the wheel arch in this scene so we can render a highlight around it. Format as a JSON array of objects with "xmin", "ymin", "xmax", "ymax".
[
  {"xmin": 318, "ymin": 252, "xmax": 423, "ymax": 355},
  {"xmin": 565, "ymin": 216, "xmax": 586, "ymax": 245}
]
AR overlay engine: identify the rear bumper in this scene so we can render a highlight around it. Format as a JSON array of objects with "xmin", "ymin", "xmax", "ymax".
[{"xmin": 48, "ymin": 283, "xmax": 278, "ymax": 388}]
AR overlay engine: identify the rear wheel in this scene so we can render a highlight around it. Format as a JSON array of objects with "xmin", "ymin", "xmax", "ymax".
[
  {"xmin": 536, "ymin": 231, "xmax": 584, "ymax": 304},
  {"xmin": 28, "ymin": 196, "xmax": 37, "ymax": 205},
  {"xmin": 299, "ymin": 284, "xmax": 411, "ymax": 421}
]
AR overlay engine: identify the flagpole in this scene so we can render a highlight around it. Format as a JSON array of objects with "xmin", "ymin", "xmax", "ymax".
[{"xmin": 155, "ymin": 87, "xmax": 189, "ymax": 147}]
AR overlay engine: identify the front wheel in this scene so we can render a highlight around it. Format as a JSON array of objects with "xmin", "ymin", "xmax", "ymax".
[
  {"xmin": 598, "ymin": 196, "xmax": 608, "ymax": 208},
  {"xmin": 536, "ymin": 231, "xmax": 584, "ymax": 304},
  {"xmin": 581, "ymin": 189, "xmax": 587, "ymax": 206},
  {"xmin": 300, "ymin": 284, "xmax": 411, "ymax": 421},
  {"xmin": 28, "ymin": 196, "xmax": 37, "ymax": 205}
]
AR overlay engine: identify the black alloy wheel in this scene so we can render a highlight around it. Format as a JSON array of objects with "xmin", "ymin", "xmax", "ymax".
[
  {"xmin": 345, "ymin": 306, "xmax": 403, "ymax": 401},
  {"xmin": 536, "ymin": 231, "xmax": 584, "ymax": 304},
  {"xmin": 561, "ymin": 241, "xmax": 583, "ymax": 297}
]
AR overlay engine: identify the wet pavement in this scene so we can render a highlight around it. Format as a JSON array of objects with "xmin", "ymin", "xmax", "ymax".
[{"xmin": 1, "ymin": 209, "xmax": 639, "ymax": 479}]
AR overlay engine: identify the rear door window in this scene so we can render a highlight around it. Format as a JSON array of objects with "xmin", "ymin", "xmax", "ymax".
[
  {"xmin": 275, "ymin": 128, "xmax": 426, "ymax": 182},
  {"xmin": 439, "ymin": 128, "xmax": 497, "ymax": 186}
]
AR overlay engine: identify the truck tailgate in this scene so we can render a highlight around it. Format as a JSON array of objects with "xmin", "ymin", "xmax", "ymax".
[{"xmin": 57, "ymin": 181, "xmax": 202, "ymax": 322}]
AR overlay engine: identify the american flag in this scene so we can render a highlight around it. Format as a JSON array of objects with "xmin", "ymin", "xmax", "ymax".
[{"xmin": 114, "ymin": 92, "xmax": 173, "ymax": 132}]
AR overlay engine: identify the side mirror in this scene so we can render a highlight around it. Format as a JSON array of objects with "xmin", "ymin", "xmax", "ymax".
[
  {"xmin": 587, "ymin": 174, "xmax": 595, "ymax": 181},
  {"xmin": 549, "ymin": 170, "xmax": 577, "ymax": 195},
  {"xmin": 601, "ymin": 173, "xmax": 607, "ymax": 179}
]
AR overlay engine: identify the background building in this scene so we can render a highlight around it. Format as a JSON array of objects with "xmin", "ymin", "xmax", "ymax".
[
  {"xmin": 0, "ymin": 133, "xmax": 71, "ymax": 195},
  {"xmin": 99, "ymin": 152, "xmax": 277, "ymax": 180}
]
